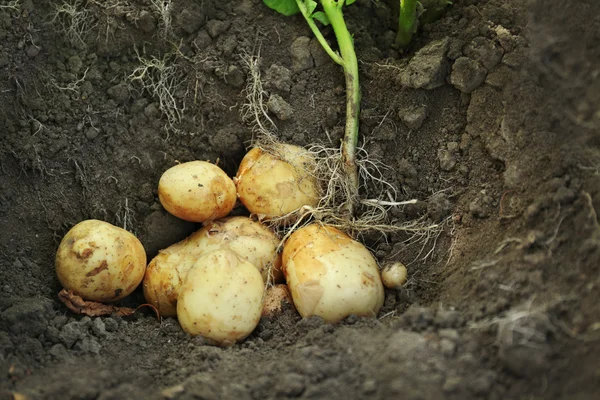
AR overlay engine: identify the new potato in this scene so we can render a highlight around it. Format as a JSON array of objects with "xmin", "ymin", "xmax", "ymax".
[
  {"xmin": 235, "ymin": 144, "xmax": 320, "ymax": 222},
  {"xmin": 158, "ymin": 161, "xmax": 236, "ymax": 223},
  {"xmin": 282, "ymin": 224, "xmax": 384, "ymax": 323},
  {"xmin": 177, "ymin": 249, "xmax": 264, "ymax": 346},
  {"xmin": 55, "ymin": 220, "xmax": 147, "ymax": 302},
  {"xmin": 143, "ymin": 216, "xmax": 282, "ymax": 317}
]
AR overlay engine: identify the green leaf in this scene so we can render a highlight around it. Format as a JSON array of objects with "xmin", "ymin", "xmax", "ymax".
[
  {"xmin": 311, "ymin": 11, "xmax": 330, "ymax": 25},
  {"xmin": 306, "ymin": 0, "xmax": 318, "ymax": 15},
  {"xmin": 263, "ymin": 0, "xmax": 300, "ymax": 16},
  {"xmin": 346, "ymin": 0, "xmax": 357, "ymax": 5}
]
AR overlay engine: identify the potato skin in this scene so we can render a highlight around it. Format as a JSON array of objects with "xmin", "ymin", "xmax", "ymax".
[
  {"xmin": 235, "ymin": 145, "xmax": 320, "ymax": 222},
  {"xmin": 55, "ymin": 220, "xmax": 147, "ymax": 302},
  {"xmin": 158, "ymin": 161, "xmax": 236, "ymax": 223},
  {"xmin": 177, "ymin": 249, "xmax": 264, "ymax": 346},
  {"xmin": 143, "ymin": 239, "xmax": 193, "ymax": 317},
  {"xmin": 143, "ymin": 216, "xmax": 282, "ymax": 317},
  {"xmin": 187, "ymin": 216, "xmax": 283, "ymax": 283},
  {"xmin": 282, "ymin": 224, "xmax": 384, "ymax": 323}
]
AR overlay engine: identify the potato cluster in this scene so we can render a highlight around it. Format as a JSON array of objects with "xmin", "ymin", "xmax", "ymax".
[{"xmin": 56, "ymin": 144, "xmax": 392, "ymax": 346}]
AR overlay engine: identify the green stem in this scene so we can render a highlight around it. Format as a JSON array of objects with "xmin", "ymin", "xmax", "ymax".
[
  {"xmin": 396, "ymin": 0, "xmax": 418, "ymax": 49},
  {"xmin": 295, "ymin": 0, "xmax": 343, "ymax": 66},
  {"xmin": 321, "ymin": 0, "xmax": 360, "ymax": 217}
]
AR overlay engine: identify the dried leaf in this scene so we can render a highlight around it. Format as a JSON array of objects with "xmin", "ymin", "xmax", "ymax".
[{"xmin": 58, "ymin": 289, "xmax": 160, "ymax": 320}]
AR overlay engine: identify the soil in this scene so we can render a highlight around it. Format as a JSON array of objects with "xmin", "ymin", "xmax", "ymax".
[{"xmin": 1, "ymin": 0, "xmax": 599, "ymax": 399}]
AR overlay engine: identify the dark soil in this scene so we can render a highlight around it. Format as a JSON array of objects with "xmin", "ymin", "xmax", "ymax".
[{"xmin": 1, "ymin": 0, "xmax": 599, "ymax": 399}]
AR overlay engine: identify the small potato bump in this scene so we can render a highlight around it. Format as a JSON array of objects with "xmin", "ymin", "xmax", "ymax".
[
  {"xmin": 158, "ymin": 161, "xmax": 237, "ymax": 223},
  {"xmin": 55, "ymin": 220, "xmax": 147, "ymax": 302},
  {"xmin": 282, "ymin": 224, "xmax": 384, "ymax": 323},
  {"xmin": 177, "ymin": 249, "xmax": 264, "ymax": 346}
]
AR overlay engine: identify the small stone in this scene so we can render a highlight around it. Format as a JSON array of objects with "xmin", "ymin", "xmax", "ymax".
[
  {"xmin": 290, "ymin": 36, "xmax": 313, "ymax": 72},
  {"xmin": 494, "ymin": 25, "xmax": 516, "ymax": 52},
  {"xmin": 51, "ymin": 315, "xmax": 69, "ymax": 329},
  {"xmin": 59, "ymin": 321, "xmax": 86, "ymax": 348},
  {"xmin": 398, "ymin": 105, "xmax": 427, "ymax": 130},
  {"xmin": 74, "ymin": 337, "xmax": 102, "ymax": 354},
  {"xmin": 443, "ymin": 376, "xmax": 462, "ymax": 393},
  {"xmin": 450, "ymin": 57, "xmax": 487, "ymax": 93},
  {"xmin": 26, "ymin": 45, "xmax": 40, "ymax": 58},
  {"xmin": 266, "ymin": 64, "xmax": 292, "ymax": 92},
  {"xmin": 224, "ymin": 65, "xmax": 245, "ymax": 88},
  {"xmin": 469, "ymin": 192, "xmax": 494, "ymax": 218},
  {"xmin": 48, "ymin": 343, "xmax": 69, "ymax": 360},
  {"xmin": 177, "ymin": 6, "xmax": 204, "ymax": 34},
  {"xmin": 144, "ymin": 102, "xmax": 160, "ymax": 119},
  {"xmin": 104, "ymin": 318, "xmax": 119, "ymax": 332},
  {"xmin": 67, "ymin": 55, "xmax": 83, "ymax": 74},
  {"xmin": 463, "ymin": 37, "xmax": 503, "ymax": 70},
  {"xmin": 309, "ymin": 36, "xmax": 330, "ymax": 67},
  {"xmin": 193, "ymin": 30, "xmax": 212, "ymax": 49},
  {"xmin": 427, "ymin": 192, "xmax": 452, "ymax": 221},
  {"xmin": 439, "ymin": 338, "xmax": 457, "ymax": 356},
  {"xmin": 91, "ymin": 318, "xmax": 107, "ymax": 337},
  {"xmin": 447, "ymin": 141, "xmax": 460, "ymax": 153},
  {"xmin": 267, "ymin": 94, "xmax": 294, "ymax": 120},
  {"xmin": 85, "ymin": 127, "xmax": 99, "ymax": 140},
  {"xmin": 205, "ymin": 20, "xmax": 230, "ymax": 38},
  {"xmin": 136, "ymin": 10, "xmax": 156, "ymax": 33},
  {"xmin": 107, "ymin": 83, "xmax": 130, "ymax": 105},
  {"xmin": 209, "ymin": 126, "xmax": 243, "ymax": 153},
  {"xmin": 398, "ymin": 38, "xmax": 450, "ymax": 89},
  {"xmin": 438, "ymin": 149, "xmax": 457, "ymax": 171}
]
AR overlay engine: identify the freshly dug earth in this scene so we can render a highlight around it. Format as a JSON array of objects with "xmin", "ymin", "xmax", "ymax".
[{"xmin": 1, "ymin": 0, "xmax": 599, "ymax": 399}]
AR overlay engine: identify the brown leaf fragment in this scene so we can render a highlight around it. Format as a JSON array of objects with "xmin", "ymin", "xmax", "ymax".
[{"xmin": 58, "ymin": 289, "xmax": 161, "ymax": 321}]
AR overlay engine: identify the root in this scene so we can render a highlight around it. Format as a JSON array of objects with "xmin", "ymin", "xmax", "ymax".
[
  {"xmin": 115, "ymin": 197, "xmax": 136, "ymax": 233},
  {"xmin": 240, "ymin": 49, "xmax": 445, "ymax": 253},
  {"xmin": 51, "ymin": 0, "xmax": 97, "ymax": 49},
  {"xmin": 128, "ymin": 49, "xmax": 187, "ymax": 138},
  {"xmin": 0, "ymin": 1, "xmax": 20, "ymax": 11},
  {"xmin": 240, "ymin": 50, "xmax": 277, "ymax": 142},
  {"xmin": 149, "ymin": 0, "xmax": 174, "ymax": 40}
]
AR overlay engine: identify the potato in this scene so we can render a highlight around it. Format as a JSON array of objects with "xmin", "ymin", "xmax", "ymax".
[
  {"xmin": 177, "ymin": 249, "xmax": 264, "ymax": 346},
  {"xmin": 143, "ymin": 239, "xmax": 194, "ymax": 317},
  {"xmin": 55, "ymin": 220, "xmax": 147, "ymax": 302},
  {"xmin": 158, "ymin": 161, "xmax": 236, "ymax": 223},
  {"xmin": 187, "ymin": 216, "xmax": 283, "ymax": 283},
  {"xmin": 143, "ymin": 216, "xmax": 282, "ymax": 317},
  {"xmin": 282, "ymin": 224, "xmax": 384, "ymax": 323},
  {"xmin": 381, "ymin": 262, "xmax": 408, "ymax": 289},
  {"xmin": 235, "ymin": 144, "xmax": 320, "ymax": 222}
]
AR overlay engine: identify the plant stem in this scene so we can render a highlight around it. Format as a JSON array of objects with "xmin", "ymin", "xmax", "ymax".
[
  {"xmin": 321, "ymin": 0, "xmax": 360, "ymax": 217},
  {"xmin": 295, "ymin": 0, "xmax": 343, "ymax": 66},
  {"xmin": 396, "ymin": 0, "xmax": 418, "ymax": 49}
]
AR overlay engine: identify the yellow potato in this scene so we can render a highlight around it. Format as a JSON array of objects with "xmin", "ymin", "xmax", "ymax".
[
  {"xmin": 143, "ymin": 216, "xmax": 282, "ymax": 317},
  {"xmin": 187, "ymin": 216, "xmax": 283, "ymax": 283},
  {"xmin": 381, "ymin": 262, "xmax": 408, "ymax": 289},
  {"xmin": 158, "ymin": 161, "xmax": 236, "ymax": 223},
  {"xmin": 143, "ymin": 239, "xmax": 193, "ymax": 317},
  {"xmin": 282, "ymin": 224, "xmax": 384, "ymax": 323},
  {"xmin": 235, "ymin": 144, "xmax": 320, "ymax": 222},
  {"xmin": 177, "ymin": 249, "xmax": 264, "ymax": 346},
  {"xmin": 55, "ymin": 220, "xmax": 147, "ymax": 302}
]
